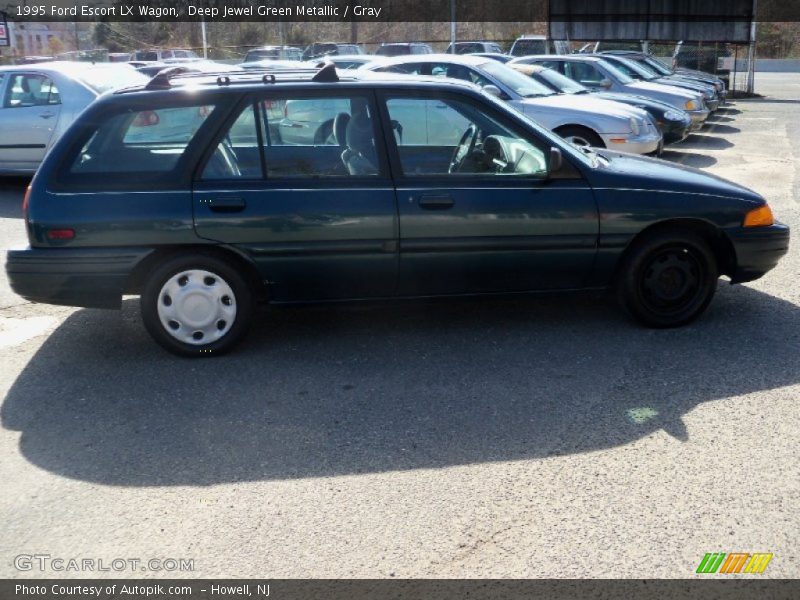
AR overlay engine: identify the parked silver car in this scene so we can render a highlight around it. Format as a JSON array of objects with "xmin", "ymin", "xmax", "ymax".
[
  {"xmin": 510, "ymin": 55, "xmax": 709, "ymax": 130},
  {"xmin": 361, "ymin": 54, "xmax": 662, "ymax": 154},
  {"xmin": 0, "ymin": 62, "xmax": 149, "ymax": 175}
]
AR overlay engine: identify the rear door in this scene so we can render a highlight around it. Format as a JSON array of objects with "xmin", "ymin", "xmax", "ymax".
[
  {"xmin": 0, "ymin": 72, "xmax": 62, "ymax": 171},
  {"xmin": 192, "ymin": 90, "xmax": 398, "ymax": 301}
]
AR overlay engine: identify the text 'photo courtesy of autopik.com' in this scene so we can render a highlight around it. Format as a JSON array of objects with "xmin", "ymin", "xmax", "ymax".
[{"xmin": 0, "ymin": 0, "xmax": 798, "ymax": 598}]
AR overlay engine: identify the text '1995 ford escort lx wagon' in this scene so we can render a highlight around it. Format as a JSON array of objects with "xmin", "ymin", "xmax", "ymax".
[{"xmin": 5, "ymin": 65, "xmax": 790, "ymax": 356}]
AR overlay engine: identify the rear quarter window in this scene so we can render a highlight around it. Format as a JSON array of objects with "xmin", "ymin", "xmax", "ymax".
[{"xmin": 56, "ymin": 102, "xmax": 220, "ymax": 188}]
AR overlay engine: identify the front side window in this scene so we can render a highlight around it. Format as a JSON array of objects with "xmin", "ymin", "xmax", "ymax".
[
  {"xmin": 385, "ymin": 96, "xmax": 548, "ymax": 178},
  {"xmin": 202, "ymin": 94, "xmax": 380, "ymax": 180},
  {"xmin": 565, "ymin": 62, "xmax": 603, "ymax": 85},
  {"xmin": 3, "ymin": 74, "xmax": 60, "ymax": 108},
  {"xmin": 69, "ymin": 104, "xmax": 215, "ymax": 176}
]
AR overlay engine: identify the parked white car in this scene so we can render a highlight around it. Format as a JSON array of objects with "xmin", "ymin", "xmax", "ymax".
[{"xmin": 360, "ymin": 54, "xmax": 662, "ymax": 153}]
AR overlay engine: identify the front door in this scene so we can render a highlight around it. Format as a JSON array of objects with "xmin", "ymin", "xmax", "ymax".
[
  {"xmin": 378, "ymin": 91, "xmax": 598, "ymax": 296},
  {"xmin": 193, "ymin": 91, "xmax": 398, "ymax": 301}
]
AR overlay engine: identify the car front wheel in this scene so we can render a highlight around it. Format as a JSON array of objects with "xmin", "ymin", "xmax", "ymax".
[
  {"xmin": 141, "ymin": 254, "xmax": 253, "ymax": 356},
  {"xmin": 617, "ymin": 230, "xmax": 718, "ymax": 328}
]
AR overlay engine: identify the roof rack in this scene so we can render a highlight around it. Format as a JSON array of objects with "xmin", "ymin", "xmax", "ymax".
[{"xmin": 140, "ymin": 63, "xmax": 340, "ymax": 92}]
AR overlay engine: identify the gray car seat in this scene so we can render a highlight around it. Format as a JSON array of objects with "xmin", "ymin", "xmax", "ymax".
[{"xmin": 341, "ymin": 110, "xmax": 378, "ymax": 176}]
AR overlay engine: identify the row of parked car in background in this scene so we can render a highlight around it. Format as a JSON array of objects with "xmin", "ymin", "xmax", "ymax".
[{"xmin": 0, "ymin": 34, "xmax": 729, "ymax": 175}]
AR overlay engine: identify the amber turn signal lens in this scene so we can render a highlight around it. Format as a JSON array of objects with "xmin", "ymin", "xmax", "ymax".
[{"xmin": 743, "ymin": 205, "xmax": 774, "ymax": 227}]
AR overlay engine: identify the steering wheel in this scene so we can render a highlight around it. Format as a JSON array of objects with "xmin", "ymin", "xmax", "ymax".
[{"xmin": 448, "ymin": 124, "xmax": 479, "ymax": 174}]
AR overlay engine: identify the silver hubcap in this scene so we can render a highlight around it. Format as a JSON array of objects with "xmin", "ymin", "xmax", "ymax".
[{"xmin": 156, "ymin": 269, "xmax": 236, "ymax": 345}]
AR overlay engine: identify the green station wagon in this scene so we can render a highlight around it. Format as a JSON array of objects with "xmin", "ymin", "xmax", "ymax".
[{"xmin": 5, "ymin": 65, "xmax": 790, "ymax": 356}]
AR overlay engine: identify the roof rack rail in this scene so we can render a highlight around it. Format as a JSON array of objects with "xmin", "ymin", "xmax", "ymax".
[{"xmin": 138, "ymin": 64, "xmax": 340, "ymax": 91}]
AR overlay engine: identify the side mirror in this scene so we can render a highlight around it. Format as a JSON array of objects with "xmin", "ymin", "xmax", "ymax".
[
  {"xmin": 600, "ymin": 78, "xmax": 613, "ymax": 89},
  {"xmin": 549, "ymin": 147, "xmax": 563, "ymax": 173},
  {"xmin": 482, "ymin": 84, "xmax": 503, "ymax": 98}
]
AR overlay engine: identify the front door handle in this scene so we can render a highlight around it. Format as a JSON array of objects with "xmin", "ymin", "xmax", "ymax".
[
  {"xmin": 418, "ymin": 194, "xmax": 454, "ymax": 210},
  {"xmin": 39, "ymin": 112, "xmax": 55, "ymax": 119},
  {"xmin": 207, "ymin": 197, "xmax": 246, "ymax": 212}
]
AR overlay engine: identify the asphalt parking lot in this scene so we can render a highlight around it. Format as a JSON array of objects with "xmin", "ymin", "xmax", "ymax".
[{"xmin": 0, "ymin": 73, "xmax": 797, "ymax": 578}]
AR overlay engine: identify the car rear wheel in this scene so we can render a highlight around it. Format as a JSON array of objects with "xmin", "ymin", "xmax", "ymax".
[
  {"xmin": 141, "ymin": 254, "xmax": 253, "ymax": 356},
  {"xmin": 616, "ymin": 230, "xmax": 718, "ymax": 328},
  {"xmin": 555, "ymin": 125, "xmax": 605, "ymax": 149}
]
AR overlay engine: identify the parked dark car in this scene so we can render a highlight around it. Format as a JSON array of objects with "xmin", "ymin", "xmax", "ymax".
[
  {"xmin": 301, "ymin": 43, "xmax": 364, "ymax": 61},
  {"xmin": 6, "ymin": 66, "xmax": 789, "ymax": 356},
  {"xmin": 445, "ymin": 41, "xmax": 505, "ymax": 55},
  {"xmin": 375, "ymin": 43, "xmax": 433, "ymax": 57},
  {"xmin": 242, "ymin": 46, "xmax": 303, "ymax": 63}
]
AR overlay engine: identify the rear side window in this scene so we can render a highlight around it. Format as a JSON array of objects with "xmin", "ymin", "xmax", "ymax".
[
  {"xmin": 511, "ymin": 39, "xmax": 547, "ymax": 56},
  {"xmin": 3, "ymin": 74, "xmax": 60, "ymax": 107},
  {"xmin": 134, "ymin": 51, "xmax": 158, "ymax": 61},
  {"xmin": 68, "ymin": 104, "xmax": 215, "ymax": 177},
  {"xmin": 201, "ymin": 93, "xmax": 380, "ymax": 180}
]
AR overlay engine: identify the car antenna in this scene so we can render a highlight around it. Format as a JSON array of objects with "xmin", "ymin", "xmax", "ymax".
[{"xmin": 312, "ymin": 63, "xmax": 339, "ymax": 83}]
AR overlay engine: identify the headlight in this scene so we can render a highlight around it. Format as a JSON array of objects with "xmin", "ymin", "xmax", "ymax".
[
  {"xmin": 629, "ymin": 117, "xmax": 639, "ymax": 135},
  {"xmin": 703, "ymin": 91, "xmax": 714, "ymax": 99},
  {"xmin": 685, "ymin": 100, "xmax": 697, "ymax": 110},
  {"xmin": 664, "ymin": 109, "xmax": 685, "ymax": 121}
]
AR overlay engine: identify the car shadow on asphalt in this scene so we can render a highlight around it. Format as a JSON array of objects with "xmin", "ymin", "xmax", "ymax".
[
  {"xmin": 2, "ymin": 284, "xmax": 798, "ymax": 486},
  {"xmin": 0, "ymin": 178, "xmax": 29, "ymax": 219},
  {"xmin": 660, "ymin": 150, "xmax": 717, "ymax": 169},
  {"xmin": 675, "ymin": 134, "xmax": 734, "ymax": 151}
]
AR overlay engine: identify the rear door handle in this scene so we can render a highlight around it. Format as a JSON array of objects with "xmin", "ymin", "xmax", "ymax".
[
  {"xmin": 418, "ymin": 194, "xmax": 454, "ymax": 210},
  {"xmin": 207, "ymin": 197, "xmax": 246, "ymax": 212},
  {"xmin": 39, "ymin": 112, "xmax": 55, "ymax": 119}
]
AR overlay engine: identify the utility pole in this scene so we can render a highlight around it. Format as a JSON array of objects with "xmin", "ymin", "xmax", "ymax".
[
  {"xmin": 746, "ymin": 0, "xmax": 757, "ymax": 94},
  {"xmin": 450, "ymin": 0, "xmax": 456, "ymax": 53}
]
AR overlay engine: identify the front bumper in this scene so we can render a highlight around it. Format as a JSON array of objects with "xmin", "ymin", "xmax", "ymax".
[
  {"xmin": 5, "ymin": 246, "xmax": 154, "ymax": 309},
  {"xmin": 688, "ymin": 108, "xmax": 710, "ymax": 130},
  {"xmin": 726, "ymin": 223, "xmax": 790, "ymax": 284},
  {"xmin": 598, "ymin": 129, "xmax": 662, "ymax": 155},
  {"xmin": 660, "ymin": 119, "xmax": 692, "ymax": 145},
  {"xmin": 705, "ymin": 97, "xmax": 720, "ymax": 112}
]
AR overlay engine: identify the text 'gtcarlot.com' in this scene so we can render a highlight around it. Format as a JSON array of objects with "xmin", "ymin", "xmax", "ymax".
[{"xmin": 13, "ymin": 554, "xmax": 195, "ymax": 572}]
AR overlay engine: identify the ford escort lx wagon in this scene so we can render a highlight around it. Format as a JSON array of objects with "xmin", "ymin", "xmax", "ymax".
[{"xmin": 5, "ymin": 65, "xmax": 790, "ymax": 356}]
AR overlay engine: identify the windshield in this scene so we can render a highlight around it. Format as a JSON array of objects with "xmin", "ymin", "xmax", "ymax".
[
  {"xmin": 480, "ymin": 61, "xmax": 556, "ymax": 97},
  {"xmin": 619, "ymin": 57, "xmax": 660, "ymax": 79},
  {"xmin": 536, "ymin": 68, "xmax": 588, "ymax": 94},
  {"xmin": 595, "ymin": 59, "xmax": 634, "ymax": 84},
  {"xmin": 76, "ymin": 67, "xmax": 150, "ymax": 94},
  {"xmin": 643, "ymin": 56, "xmax": 672, "ymax": 75}
]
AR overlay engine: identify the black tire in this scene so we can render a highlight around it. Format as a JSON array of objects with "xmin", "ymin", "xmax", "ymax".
[
  {"xmin": 314, "ymin": 120, "xmax": 334, "ymax": 145},
  {"xmin": 141, "ymin": 253, "xmax": 254, "ymax": 357},
  {"xmin": 555, "ymin": 125, "xmax": 605, "ymax": 148},
  {"xmin": 616, "ymin": 229, "xmax": 718, "ymax": 328}
]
